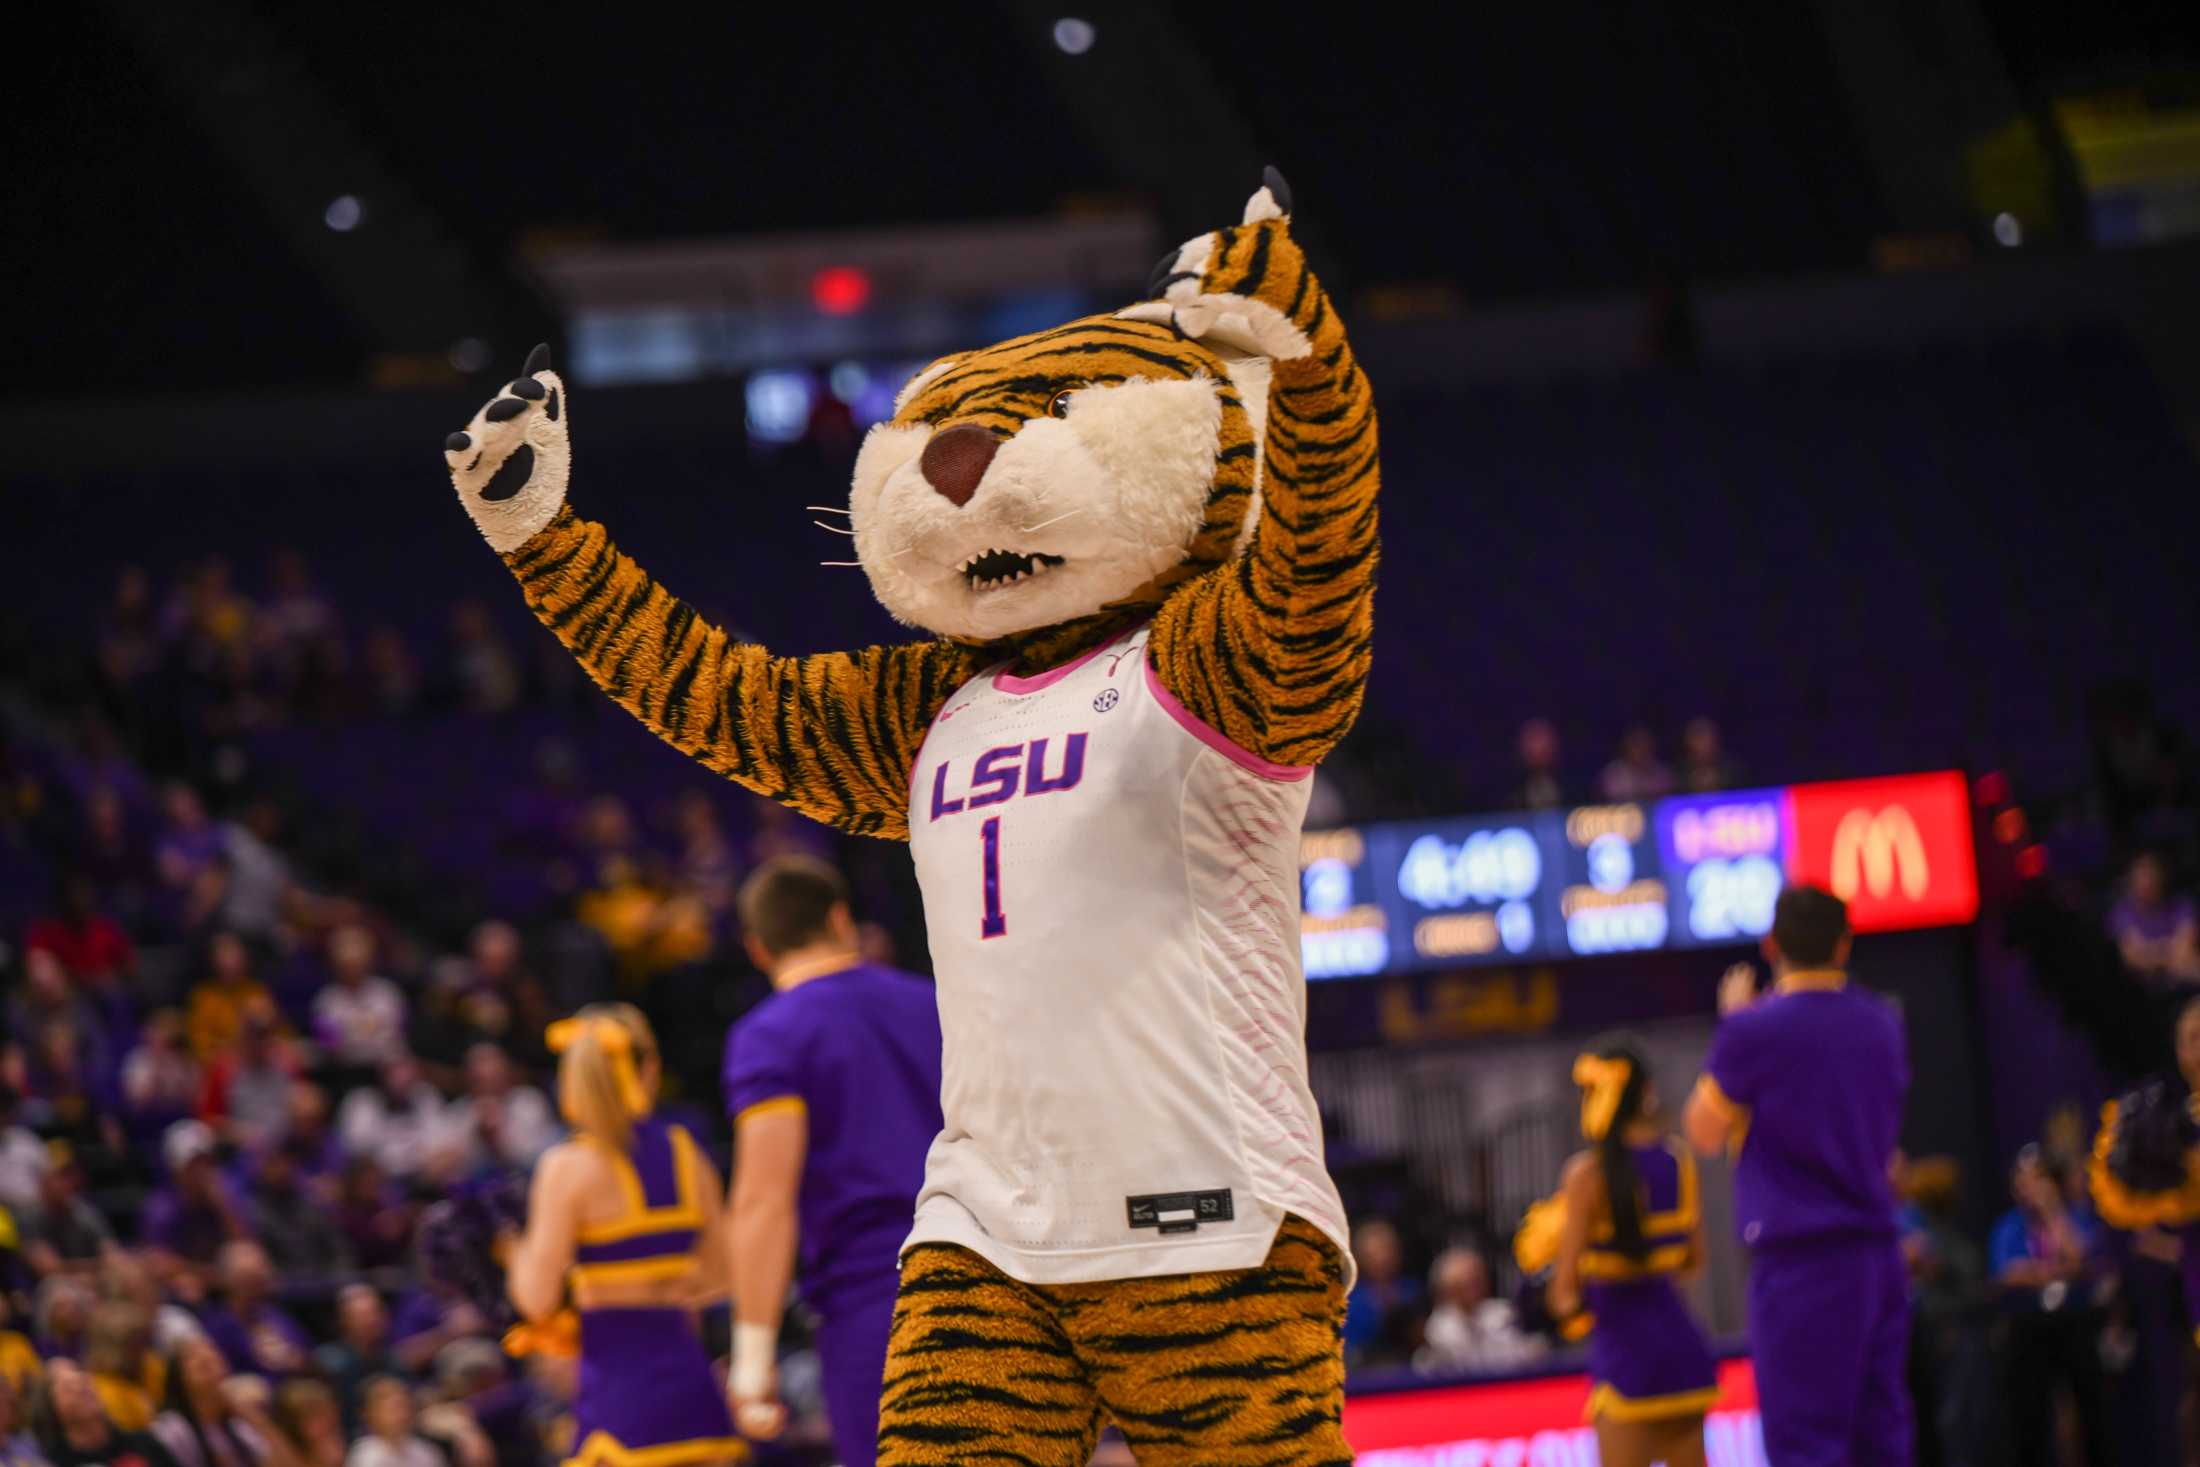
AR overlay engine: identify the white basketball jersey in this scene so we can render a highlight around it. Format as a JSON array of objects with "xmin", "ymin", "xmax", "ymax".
[{"xmin": 901, "ymin": 623, "xmax": 1351, "ymax": 1286}]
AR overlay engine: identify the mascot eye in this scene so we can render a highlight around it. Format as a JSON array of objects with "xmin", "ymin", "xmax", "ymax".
[{"xmin": 1046, "ymin": 388, "xmax": 1080, "ymax": 420}]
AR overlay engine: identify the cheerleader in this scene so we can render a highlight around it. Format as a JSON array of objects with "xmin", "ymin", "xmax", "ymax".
[
  {"xmin": 505, "ymin": 1005, "xmax": 743, "ymax": 1467},
  {"xmin": 1546, "ymin": 1038, "xmax": 1716, "ymax": 1467}
]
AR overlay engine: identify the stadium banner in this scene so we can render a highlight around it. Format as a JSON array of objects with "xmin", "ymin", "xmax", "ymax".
[
  {"xmin": 1346, "ymin": 1358, "xmax": 1764, "ymax": 1465},
  {"xmin": 1302, "ymin": 770, "xmax": 1976, "ymax": 981}
]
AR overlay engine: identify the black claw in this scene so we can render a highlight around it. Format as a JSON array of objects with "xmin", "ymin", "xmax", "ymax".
[
  {"xmin": 484, "ymin": 397, "xmax": 529, "ymax": 423},
  {"xmin": 445, "ymin": 431, "xmax": 472, "ymax": 452},
  {"xmin": 509, "ymin": 376, "xmax": 545, "ymax": 400},
  {"xmin": 522, "ymin": 343, "xmax": 551, "ymax": 377},
  {"xmin": 1262, "ymin": 165, "xmax": 1293, "ymax": 215},
  {"xmin": 479, "ymin": 443, "xmax": 536, "ymax": 503}
]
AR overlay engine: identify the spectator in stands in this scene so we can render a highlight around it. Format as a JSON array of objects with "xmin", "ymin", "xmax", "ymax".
[
  {"xmin": 258, "ymin": 549, "xmax": 338, "ymax": 674},
  {"xmin": 247, "ymin": 1145, "xmax": 352, "ymax": 1284},
  {"xmin": 1415, "ymin": 1247, "xmax": 1543, "ymax": 1374},
  {"xmin": 331, "ymin": 1161, "xmax": 412, "ymax": 1275},
  {"xmin": 447, "ymin": 1047, "xmax": 555, "ymax": 1175},
  {"xmin": 216, "ymin": 800, "xmax": 293, "ymax": 944},
  {"xmin": 0, "ymin": 1091, "xmax": 48, "ymax": 1214},
  {"xmin": 359, "ymin": 631, "xmax": 420, "ymax": 720},
  {"xmin": 335, "ymin": 1056, "xmax": 457, "ymax": 1183},
  {"xmin": 0, "ymin": 1371, "xmax": 44, "ymax": 1467},
  {"xmin": 312, "ymin": 1288, "xmax": 395, "ymax": 1432},
  {"xmin": 82, "ymin": 1304, "xmax": 156, "ymax": 1432},
  {"xmin": 313, "ymin": 928, "xmax": 407, "ymax": 1073},
  {"xmin": 26, "ymin": 875, "xmax": 136, "ymax": 990},
  {"xmin": 185, "ymin": 936, "xmax": 273, "ymax": 1068},
  {"xmin": 1991, "ymin": 1144, "xmax": 2111, "ymax": 1467},
  {"xmin": 121, "ymin": 1013, "xmax": 203, "ymax": 1147},
  {"xmin": 21, "ymin": 1030, "xmax": 125, "ymax": 1193},
  {"xmin": 149, "ymin": 1333, "xmax": 290, "ymax": 1467},
  {"xmin": 31, "ymin": 1357, "xmax": 178, "ymax": 1467},
  {"xmin": 97, "ymin": 1255, "xmax": 200, "ymax": 1363},
  {"xmin": 0, "ymin": 1296, "xmax": 43, "ymax": 1396},
  {"xmin": 2107, "ymin": 851, "xmax": 2200, "ymax": 987},
  {"xmin": 73, "ymin": 785, "xmax": 152, "ymax": 932},
  {"xmin": 1512, "ymin": 718, "xmax": 1566, "ymax": 811},
  {"xmin": 1598, "ymin": 726, "xmax": 1675, "ymax": 803},
  {"xmin": 9, "ymin": 951, "xmax": 113, "ymax": 1091},
  {"xmin": 344, "ymin": 1378, "xmax": 443, "ymax": 1467},
  {"xmin": 404, "ymin": 962, "xmax": 513, "ymax": 1092},
  {"xmin": 277, "ymin": 1086, "xmax": 341, "ymax": 1195},
  {"xmin": 1343, "ymin": 1219, "xmax": 1425, "ymax": 1369},
  {"xmin": 156, "ymin": 787, "xmax": 224, "ymax": 906},
  {"xmin": 444, "ymin": 602, "xmax": 521, "ymax": 717},
  {"xmin": 17, "ymin": 1147, "xmax": 112, "ymax": 1279},
  {"xmin": 1677, "ymin": 716, "xmax": 1742, "ymax": 794},
  {"xmin": 96, "ymin": 566, "xmax": 160, "ymax": 702},
  {"xmin": 274, "ymin": 1381, "xmax": 346, "ymax": 1467},
  {"xmin": 33, "ymin": 1280, "xmax": 92, "ymax": 1363},
  {"xmin": 143, "ymin": 1122, "xmax": 246, "ymax": 1288},
  {"xmin": 201, "ymin": 1003, "xmax": 294, "ymax": 1155},
  {"xmin": 746, "ymin": 796, "xmax": 831, "ymax": 868},
  {"xmin": 199, "ymin": 1242, "xmax": 308, "ymax": 1379}
]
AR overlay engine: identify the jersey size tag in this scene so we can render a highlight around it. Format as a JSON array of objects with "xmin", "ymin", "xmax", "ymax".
[{"xmin": 1126, "ymin": 1189, "xmax": 1235, "ymax": 1235}]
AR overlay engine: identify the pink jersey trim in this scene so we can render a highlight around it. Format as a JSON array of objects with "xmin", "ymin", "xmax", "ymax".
[
  {"xmin": 1142, "ymin": 661, "xmax": 1313, "ymax": 783},
  {"xmin": 991, "ymin": 638, "xmax": 1115, "ymax": 695}
]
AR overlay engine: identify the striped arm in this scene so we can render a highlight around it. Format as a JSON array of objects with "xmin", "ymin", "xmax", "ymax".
[
  {"xmin": 504, "ymin": 509, "xmax": 984, "ymax": 840},
  {"xmin": 1148, "ymin": 219, "xmax": 1379, "ymax": 768}
]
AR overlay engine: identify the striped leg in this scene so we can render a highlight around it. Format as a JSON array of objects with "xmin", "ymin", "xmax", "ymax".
[
  {"xmin": 877, "ymin": 1245, "xmax": 1103, "ymax": 1467},
  {"xmin": 1053, "ymin": 1217, "xmax": 1352, "ymax": 1467}
]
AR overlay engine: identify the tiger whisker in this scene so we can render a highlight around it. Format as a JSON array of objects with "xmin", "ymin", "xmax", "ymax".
[
  {"xmin": 1018, "ymin": 509, "xmax": 1086, "ymax": 534},
  {"xmin": 805, "ymin": 505, "xmax": 851, "ymax": 516},
  {"xmin": 812, "ymin": 520, "xmax": 857, "ymax": 536},
  {"xmin": 818, "ymin": 560, "xmax": 865, "ymax": 568}
]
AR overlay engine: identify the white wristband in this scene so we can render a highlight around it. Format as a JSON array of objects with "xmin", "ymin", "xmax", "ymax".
[{"xmin": 730, "ymin": 1322, "xmax": 776, "ymax": 1400}]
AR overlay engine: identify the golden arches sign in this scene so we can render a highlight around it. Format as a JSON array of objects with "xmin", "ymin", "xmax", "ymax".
[{"xmin": 1830, "ymin": 805, "xmax": 1930, "ymax": 901}]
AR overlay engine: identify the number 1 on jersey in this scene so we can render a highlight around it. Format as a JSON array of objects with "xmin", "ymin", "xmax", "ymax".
[{"xmin": 979, "ymin": 816, "xmax": 1007, "ymax": 938}]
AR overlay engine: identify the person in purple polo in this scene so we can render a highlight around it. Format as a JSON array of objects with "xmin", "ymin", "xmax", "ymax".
[
  {"xmin": 1685, "ymin": 884, "xmax": 1912, "ymax": 1467},
  {"xmin": 720, "ymin": 857, "xmax": 944, "ymax": 1467}
]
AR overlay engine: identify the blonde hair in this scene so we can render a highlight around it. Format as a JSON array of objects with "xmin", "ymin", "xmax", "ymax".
[
  {"xmin": 82, "ymin": 1302, "xmax": 148, "ymax": 1376},
  {"xmin": 549, "ymin": 1003, "xmax": 659, "ymax": 1151}
]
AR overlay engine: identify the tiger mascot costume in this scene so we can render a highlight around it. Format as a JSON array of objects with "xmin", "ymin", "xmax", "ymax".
[{"xmin": 444, "ymin": 171, "xmax": 1375, "ymax": 1466}]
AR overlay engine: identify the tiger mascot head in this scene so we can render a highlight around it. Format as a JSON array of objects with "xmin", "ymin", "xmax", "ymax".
[{"xmin": 849, "ymin": 175, "xmax": 1295, "ymax": 648}]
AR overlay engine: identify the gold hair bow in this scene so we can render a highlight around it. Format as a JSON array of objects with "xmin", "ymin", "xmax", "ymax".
[
  {"xmin": 1573, "ymin": 1054, "xmax": 1632, "ymax": 1142},
  {"xmin": 546, "ymin": 1016, "xmax": 651, "ymax": 1116}
]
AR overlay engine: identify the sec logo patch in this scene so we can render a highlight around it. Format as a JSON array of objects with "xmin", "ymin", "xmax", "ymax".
[{"xmin": 1093, "ymin": 688, "xmax": 1120, "ymax": 712}]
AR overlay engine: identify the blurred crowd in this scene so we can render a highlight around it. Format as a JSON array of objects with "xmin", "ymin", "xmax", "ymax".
[
  {"xmin": 1504, "ymin": 714, "xmax": 1746, "ymax": 812},
  {"xmin": 0, "ymin": 554, "xmax": 884, "ymax": 1465}
]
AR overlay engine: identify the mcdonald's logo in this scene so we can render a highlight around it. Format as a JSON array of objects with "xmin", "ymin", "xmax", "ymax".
[
  {"xmin": 1786, "ymin": 773, "xmax": 1978, "ymax": 933},
  {"xmin": 1830, "ymin": 805, "xmax": 1930, "ymax": 901}
]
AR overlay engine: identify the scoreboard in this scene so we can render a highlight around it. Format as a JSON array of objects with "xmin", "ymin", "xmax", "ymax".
[{"xmin": 1300, "ymin": 770, "xmax": 1977, "ymax": 980}]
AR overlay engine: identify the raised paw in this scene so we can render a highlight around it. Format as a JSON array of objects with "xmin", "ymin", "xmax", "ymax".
[
  {"xmin": 1119, "ymin": 167, "xmax": 1317, "ymax": 362},
  {"xmin": 445, "ymin": 343, "xmax": 572, "ymax": 553}
]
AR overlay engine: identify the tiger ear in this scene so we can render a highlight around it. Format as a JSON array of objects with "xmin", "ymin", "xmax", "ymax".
[
  {"xmin": 892, "ymin": 358, "xmax": 961, "ymax": 416},
  {"xmin": 1242, "ymin": 165, "xmax": 1292, "ymax": 225}
]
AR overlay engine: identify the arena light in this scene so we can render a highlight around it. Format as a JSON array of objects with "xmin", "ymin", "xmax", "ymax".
[
  {"xmin": 324, "ymin": 195, "xmax": 364, "ymax": 232},
  {"xmin": 1053, "ymin": 17, "xmax": 1096, "ymax": 54},
  {"xmin": 811, "ymin": 266, "xmax": 872, "ymax": 316},
  {"xmin": 1992, "ymin": 212, "xmax": 2023, "ymax": 247},
  {"xmin": 745, "ymin": 370, "xmax": 816, "ymax": 444}
]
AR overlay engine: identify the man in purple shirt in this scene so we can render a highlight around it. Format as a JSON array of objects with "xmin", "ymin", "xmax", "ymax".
[
  {"xmin": 1686, "ymin": 885, "xmax": 1912, "ymax": 1467},
  {"xmin": 721, "ymin": 857, "xmax": 944, "ymax": 1467},
  {"xmin": 197, "ymin": 1239, "xmax": 312, "ymax": 1377}
]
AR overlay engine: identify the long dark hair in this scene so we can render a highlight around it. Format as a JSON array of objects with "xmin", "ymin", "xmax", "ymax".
[
  {"xmin": 160, "ymin": 1337, "xmax": 252, "ymax": 1467},
  {"xmin": 1578, "ymin": 1035, "xmax": 1652, "ymax": 1261}
]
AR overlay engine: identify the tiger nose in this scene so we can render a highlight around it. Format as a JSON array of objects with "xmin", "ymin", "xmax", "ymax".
[{"xmin": 919, "ymin": 425, "xmax": 998, "ymax": 507}]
